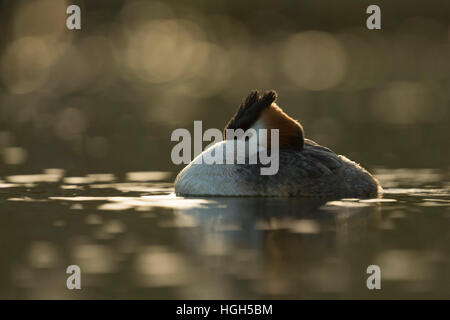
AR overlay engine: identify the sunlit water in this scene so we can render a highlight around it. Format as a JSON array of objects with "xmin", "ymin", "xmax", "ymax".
[{"xmin": 0, "ymin": 168, "xmax": 449, "ymax": 299}]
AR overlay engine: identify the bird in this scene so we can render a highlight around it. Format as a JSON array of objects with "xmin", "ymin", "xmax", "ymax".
[{"xmin": 174, "ymin": 90, "xmax": 382, "ymax": 198}]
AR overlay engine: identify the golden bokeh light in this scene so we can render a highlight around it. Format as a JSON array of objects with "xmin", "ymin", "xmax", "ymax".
[
  {"xmin": 282, "ymin": 31, "xmax": 347, "ymax": 91},
  {"xmin": 1, "ymin": 37, "xmax": 52, "ymax": 94}
]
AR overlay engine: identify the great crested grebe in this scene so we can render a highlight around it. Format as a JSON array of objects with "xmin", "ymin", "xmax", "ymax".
[{"xmin": 175, "ymin": 90, "xmax": 382, "ymax": 198}]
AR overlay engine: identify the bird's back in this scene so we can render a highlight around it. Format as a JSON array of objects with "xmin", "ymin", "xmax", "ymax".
[{"xmin": 174, "ymin": 139, "xmax": 381, "ymax": 198}]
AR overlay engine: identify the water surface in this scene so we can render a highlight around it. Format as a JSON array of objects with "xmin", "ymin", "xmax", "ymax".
[{"xmin": 0, "ymin": 168, "xmax": 449, "ymax": 299}]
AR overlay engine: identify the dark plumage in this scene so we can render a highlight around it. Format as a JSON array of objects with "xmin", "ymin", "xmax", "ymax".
[{"xmin": 223, "ymin": 90, "xmax": 277, "ymax": 137}]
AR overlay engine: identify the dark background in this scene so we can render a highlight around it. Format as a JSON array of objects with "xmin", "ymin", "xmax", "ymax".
[{"xmin": 0, "ymin": 0, "xmax": 449, "ymax": 177}]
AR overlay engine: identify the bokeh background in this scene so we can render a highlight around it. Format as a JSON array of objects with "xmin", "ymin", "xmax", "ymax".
[
  {"xmin": 0, "ymin": 0, "xmax": 450, "ymax": 301},
  {"xmin": 0, "ymin": 0, "xmax": 449, "ymax": 177}
]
